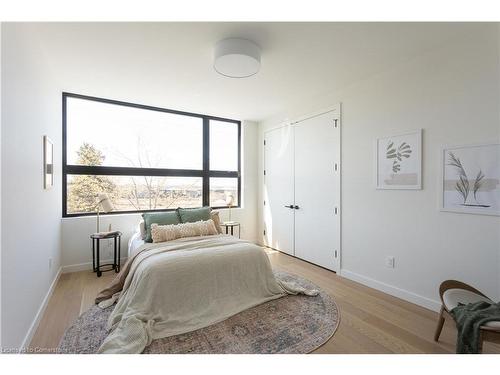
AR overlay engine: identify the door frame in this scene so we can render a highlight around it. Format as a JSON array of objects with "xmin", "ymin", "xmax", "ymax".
[{"xmin": 262, "ymin": 103, "xmax": 342, "ymax": 272}]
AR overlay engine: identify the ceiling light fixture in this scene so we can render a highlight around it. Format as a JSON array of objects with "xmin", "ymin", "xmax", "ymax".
[{"xmin": 214, "ymin": 38, "xmax": 261, "ymax": 78}]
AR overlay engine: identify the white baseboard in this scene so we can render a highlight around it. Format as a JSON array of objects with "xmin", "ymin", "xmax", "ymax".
[
  {"xmin": 62, "ymin": 257, "xmax": 128, "ymax": 273},
  {"xmin": 20, "ymin": 267, "xmax": 62, "ymax": 351},
  {"xmin": 340, "ymin": 269, "xmax": 441, "ymax": 312}
]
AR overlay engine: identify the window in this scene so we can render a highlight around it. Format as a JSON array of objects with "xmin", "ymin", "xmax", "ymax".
[{"xmin": 63, "ymin": 93, "xmax": 241, "ymax": 217}]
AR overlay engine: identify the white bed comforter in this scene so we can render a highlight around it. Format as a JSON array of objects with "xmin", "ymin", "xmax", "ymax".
[{"xmin": 97, "ymin": 235, "xmax": 317, "ymax": 353}]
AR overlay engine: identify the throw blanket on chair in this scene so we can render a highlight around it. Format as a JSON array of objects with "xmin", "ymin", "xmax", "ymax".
[
  {"xmin": 450, "ymin": 301, "xmax": 500, "ymax": 354},
  {"xmin": 95, "ymin": 235, "xmax": 318, "ymax": 354}
]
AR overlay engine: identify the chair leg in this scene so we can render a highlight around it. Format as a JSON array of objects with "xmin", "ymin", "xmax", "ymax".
[{"xmin": 434, "ymin": 305, "xmax": 446, "ymax": 342}]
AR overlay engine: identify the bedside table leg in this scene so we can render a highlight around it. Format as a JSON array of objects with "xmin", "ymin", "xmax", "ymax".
[
  {"xmin": 113, "ymin": 237, "xmax": 117, "ymax": 271},
  {"xmin": 96, "ymin": 240, "xmax": 101, "ymax": 277},
  {"xmin": 116, "ymin": 236, "xmax": 121, "ymax": 272},
  {"xmin": 92, "ymin": 238, "xmax": 96, "ymax": 272}
]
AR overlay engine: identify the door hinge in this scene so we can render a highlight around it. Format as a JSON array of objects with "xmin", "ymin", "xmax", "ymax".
[
  {"xmin": 334, "ymin": 207, "xmax": 338, "ymax": 215},
  {"xmin": 263, "ymin": 229, "xmax": 266, "ymax": 236},
  {"xmin": 263, "ymin": 200, "xmax": 266, "ymax": 206},
  {"xmin": 334, "ymin": 163, "xmax": 338, "ymax": 172},
  {"xmin": 264, "ymin": 140, "xmax": 266, "ymax": 146},
  {"xmin": 334, "ymin": 119, "xmax": 338, "ymax": 128},
  {"xmin": 263, "ymin": 170, "xmax": 266, "ymax": 176},
  {"xmin": 334, "ymin": 250, "xmax": 338, "ymax": 258}
]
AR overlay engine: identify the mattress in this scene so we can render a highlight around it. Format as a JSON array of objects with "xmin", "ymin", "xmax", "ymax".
[{"xmin": 127, "ymin": 231, "xmax": 145, "ymax": 258}]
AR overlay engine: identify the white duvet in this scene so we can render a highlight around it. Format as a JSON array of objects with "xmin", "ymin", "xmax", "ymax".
[{"xmin": 97, "ymin": 235, "xmax": 317, "ymax": 353}]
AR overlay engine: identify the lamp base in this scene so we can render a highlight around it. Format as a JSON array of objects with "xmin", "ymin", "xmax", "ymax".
[{"xmin": 96, "ymin": 210, "xmax": 100, "ymax": 234}]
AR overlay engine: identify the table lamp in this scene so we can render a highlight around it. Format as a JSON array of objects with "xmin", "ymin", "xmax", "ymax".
[
  {"xmin": 95, "ymin": 193, "xmax": 114, "ymax": 233},
  {"xmin": 225, "ymin": 194, "xmax": 235, "ymax": 223}
]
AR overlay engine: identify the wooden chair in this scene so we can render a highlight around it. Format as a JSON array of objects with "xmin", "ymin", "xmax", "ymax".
[{"xmin": 434, "ymin": 280, "xmax": 500, "ymax": 353}]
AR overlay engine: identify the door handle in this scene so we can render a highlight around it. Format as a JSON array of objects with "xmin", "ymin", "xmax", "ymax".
[
  {"xmin": 294, "ymin": 205, "xmax": 300, "ymax": 210},
  {"xmin": 284, "ymin": 205, "xmax": 294, "ymax": 209}
]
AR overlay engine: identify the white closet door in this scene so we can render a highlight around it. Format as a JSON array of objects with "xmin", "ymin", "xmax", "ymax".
[
  {"xmin": 264, "ymin": 126, "xmax": 295, "ymax": 255},
  {"xmin": 294, "ymin": 111, "xmax": 340, "ymax": 271}
]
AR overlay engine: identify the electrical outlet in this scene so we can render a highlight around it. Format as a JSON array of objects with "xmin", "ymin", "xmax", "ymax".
[
  {"xmin": 48, "ymin": 257, "xmax": 53, "ymax": 270},
  {"xmin": 385, "ymin": 256, "xmax": 395, "ymax": 268}
]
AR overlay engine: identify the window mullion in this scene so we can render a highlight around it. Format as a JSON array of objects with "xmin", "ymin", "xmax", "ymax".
[
  {"xmin": 202, "ymin": 117, "xmax": 210, "ymax": 206},
  {"xmin": 207, "ymin": 170, "xmax": 239, "ymax": 178},
  {"xmin": 64, "ymin": 165, "xmax": 204, "ymax": 177}
]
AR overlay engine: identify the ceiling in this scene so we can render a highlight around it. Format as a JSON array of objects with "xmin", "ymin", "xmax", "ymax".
[{"xmin": 29, "ymin": 22, "xmax": 483, "ymax": 122}]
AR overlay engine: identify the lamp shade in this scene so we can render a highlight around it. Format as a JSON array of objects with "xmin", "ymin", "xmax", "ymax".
[
  {"xmin": 214, "ymin": 38, "xmax": 261, "ymax": 78},
  {"xmin": 225, "ymin": 194, "xmax": 235, "ymax": 207},
  {"xmin": 98, "ymin": 193, "xmax": 114, "ymax": 213}
]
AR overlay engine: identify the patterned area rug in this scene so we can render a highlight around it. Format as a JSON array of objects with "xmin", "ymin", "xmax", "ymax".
[{"xmin": 58, "ymin": 270, "xmax": 340, "ymax": 354}]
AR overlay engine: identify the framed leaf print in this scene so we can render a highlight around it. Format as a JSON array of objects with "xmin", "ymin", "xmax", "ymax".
[
  {"xmin": 376, "ymin": 129, "xmax": 422, "ymax": 190},
  {"xmin": 441, "ymin": 143, "xmax": 500, "ymax": 216}
]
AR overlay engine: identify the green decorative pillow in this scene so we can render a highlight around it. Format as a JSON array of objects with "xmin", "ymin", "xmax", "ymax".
[
  {"xmin": 142, "ymin": 211, "xmax": 180, "ymax": 243},
  {"xmin": 177, "ymin": 206, "xmax": 212, "ymax": 224}
]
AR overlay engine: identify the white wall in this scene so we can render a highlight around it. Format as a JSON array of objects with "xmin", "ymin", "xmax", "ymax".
[
  {"xmin": 1, "ymin": 24, "xmax": 63, "ymax": 348},
  {"xmin": 258, "ymin": 24, "xmax": 500, "ymax": 310},
  {"xmin": 61, "ymin": 120, "xmax": 259, "ymax": 270}
]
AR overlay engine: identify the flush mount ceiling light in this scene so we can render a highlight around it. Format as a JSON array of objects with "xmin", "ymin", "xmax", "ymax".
[{"xmin": 214, "ymin": 38, "xmax": 261, "ymax": 78}]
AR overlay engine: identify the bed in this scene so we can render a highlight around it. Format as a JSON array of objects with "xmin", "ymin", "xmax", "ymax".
[{"xmin": 96, "ymin": 232, "xmax": 318, "ymax": 354}]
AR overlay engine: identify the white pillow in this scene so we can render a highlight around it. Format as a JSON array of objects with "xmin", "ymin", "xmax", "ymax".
[
  {"xmin": 151, "ymin": 219, "xmax": 219, "ymax": 243},
  {"xmin": 139, "ymin": 220, "xmax": 146, "ymax": 240},
  {"xmin": 210, "ymin": 211, "xmax": 223, "ymax": 234}
]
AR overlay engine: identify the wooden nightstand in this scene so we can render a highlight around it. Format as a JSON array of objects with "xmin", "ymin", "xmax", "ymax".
[
  {"xmin": 221, "ymin": 221, "xmax": 241, "ymax": 238},
  {"xmin": 90, "ymin": 231, "xmax": 122, "ymax": 277}
]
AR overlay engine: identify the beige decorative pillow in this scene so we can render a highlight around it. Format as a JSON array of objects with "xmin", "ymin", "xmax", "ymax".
[
  {"xmin": 150, "ymin": 223, "xmax": 179, "ymax": 243},
  {"xmin": 151, "ymin": 219, "xmax": 219, "ymax": 243},
  {"xmin": 210, "ymin": 211, "xmax": 223, "ymax": 234}
]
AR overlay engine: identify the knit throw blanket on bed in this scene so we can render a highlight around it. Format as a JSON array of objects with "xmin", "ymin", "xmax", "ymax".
[{"xmin": 450, "ymin": 301, "xmax": 500, "ymax": 354}]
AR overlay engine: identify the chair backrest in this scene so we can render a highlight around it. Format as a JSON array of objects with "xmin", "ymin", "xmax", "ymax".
[{"xmin": 439, "ymin": 279, "xmax": 490, "ymax": 308}]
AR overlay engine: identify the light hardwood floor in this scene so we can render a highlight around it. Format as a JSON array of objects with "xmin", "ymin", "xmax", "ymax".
[{"xmin": 29, "ymin": 249, "xmax": 500, "ymax": 354}]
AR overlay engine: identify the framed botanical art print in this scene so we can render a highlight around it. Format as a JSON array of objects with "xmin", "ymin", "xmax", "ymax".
[
  {"xmin": 376, "ymin": 129, "xmax": 422, "ymax": 189},
  {"xmin": 441, "ymin": 143, "xmax": 500, "ymax": 216},
  {"xmin": 43, "ymin": 135, "xmax": 54, "ymax": 189}
]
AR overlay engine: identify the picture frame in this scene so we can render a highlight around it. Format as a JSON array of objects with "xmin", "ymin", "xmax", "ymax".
[
  {"xmin": 440, "ymin": 142, "xmax": 500, "ymax": 216},
  {"xmin": 43, "ymin": 135, "xmax": 54, "ymax": 189},
  {"xmin": 376, "ymin": 129, "xmax": 422, "ymax": 190}
]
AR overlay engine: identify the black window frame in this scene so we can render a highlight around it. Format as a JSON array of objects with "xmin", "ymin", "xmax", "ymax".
[{"xmin": 62, "ymin": 92, "xmax": 241, "ymax": 218}]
